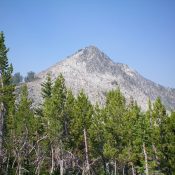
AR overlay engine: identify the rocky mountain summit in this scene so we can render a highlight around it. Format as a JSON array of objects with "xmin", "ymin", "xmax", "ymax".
[{"xmin": 27, "ymin": 46, "xmax": 175, "ymax": 111}]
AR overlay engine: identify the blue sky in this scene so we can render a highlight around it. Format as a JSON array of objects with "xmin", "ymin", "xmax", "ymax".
[{"xmin": 1, "ymin": 0, "xmax": 175, "ymax": 88}]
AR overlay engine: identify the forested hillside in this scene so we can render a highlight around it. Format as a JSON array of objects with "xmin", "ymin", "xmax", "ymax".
[{"xmin": 0, "ymin": 33, "xmax": 175, "ymax": 175}]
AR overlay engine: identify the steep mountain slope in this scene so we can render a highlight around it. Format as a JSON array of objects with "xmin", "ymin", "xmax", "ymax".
[{"xmin": 27, "ymin": 46, "xmax": 175, "ymax": 111}]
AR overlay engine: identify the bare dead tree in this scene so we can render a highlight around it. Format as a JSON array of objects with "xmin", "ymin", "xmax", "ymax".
[
  {"xmin": 143, "ymin": 142, "xmax": 149, "ymax": 175},
  {"xmin": 83, "ymin": 128, "xmax": 90, "ymax": 175}
]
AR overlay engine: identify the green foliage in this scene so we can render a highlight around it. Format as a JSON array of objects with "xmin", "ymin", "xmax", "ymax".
[
  {"xmin": 63, "ymin": 89, "xmax": 75, "ymax": 147},
  {"xmin": 104, "ymin": 89, "xmax": 126, "ymax": 156},
  {"xmin": 3, "ymin": 85, "xmax": 37, "ymax": 174},
  {"xmin": 43, "ymin": 74, "xmax": 66, "ymax": 139},
  {"xmin": 0, "ymin": 32, "xmax": 15, "ymax": 107},
  {"xmin": 0, "ymin": 32, "xmax": 15, "ymax": 174},
  {"xmin": 41, "ymin": 73, "xmax": 52, "ymax": 99},
  {"xmin": 163, "ymin": 111, "xmax": 175, "ymax": 173},
  {"xmin": 70, "ymin": 90, "xmax": 93, "ymax": 155},
  {"xmin": 15, "ymin": 85, "xmax": 34, "ymax": 136},
  {"xmin": 0, "ymin": 32, "xmax": 13, "ymax": 86},
  {"xmin": 14, "ymin": 85, "xmax": 36, "ymax": 173},
  {"xmin": 152, "ymin": 98, "xmax": 175, "ymax": 174}
]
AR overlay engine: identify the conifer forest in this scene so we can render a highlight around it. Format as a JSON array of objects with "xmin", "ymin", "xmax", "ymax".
[{"xmin": 0, "ymin": 32, "xmax": 175, "ymax": 175}]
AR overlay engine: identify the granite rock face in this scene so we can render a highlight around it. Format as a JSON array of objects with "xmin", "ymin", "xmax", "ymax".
[{"xmin": 27, "ymin": 46, "xmax": 175, "ymax": 111}]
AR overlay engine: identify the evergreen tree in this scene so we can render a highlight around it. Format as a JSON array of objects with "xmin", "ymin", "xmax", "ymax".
[
  {"xmin": 0, "ymin": 32, "xmax": 14, "ymax": 172},
  {"xmin": 70, "ymin": 90, "xmax": 93, "ymax": 174},
  {"xmin": 152, "ymin": 97, "xmax": 167, "ymax": 173},
  {"xmin": 89, "ymin": 105, "xmax": 108, "ymax": 174},
  {"xmin": 136, "ymin": 109, "xmax": 151, "ymax": 175},
  {"xmin": 162, "ymin": 111, "xmax": 175, "ymax": 174},
  {"xmin": 42, "ymin": 74, "xmax": 67, "ymax": 174},
  {"xmin": 145, "ymin": 99, "xmax": 162, "ymax": 174},
  {"xmin": 35, "ymin": 73, "xmax": 53, "ymax": 117},
  {"xmin": 8, "ymin": 85, "xmax": 36, "ymax": 174},
  {"xmin": 121, "ymin": 101, "xmax": 142, "ymax": 174},
  {"xmin": 41, "ymin": 73, "xmax": 52, "ymax": 99},
  {"xmin": 152, "ymin": 97, "xmax": 175, "ymax": 174},
  {"xmin": 103, "ymin": 89, "xmax": 126, "ymax": 174},
  {"xmin": 63, "ymin": 89, "xmax": 75, "ymax": 147}
]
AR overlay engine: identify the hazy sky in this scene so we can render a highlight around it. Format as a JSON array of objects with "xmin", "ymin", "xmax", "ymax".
[{"xmin": 1, "ymin": 0, "xmax": 175, "ymax": 88}]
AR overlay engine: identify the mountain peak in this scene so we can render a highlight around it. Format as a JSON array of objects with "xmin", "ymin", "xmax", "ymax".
[
  {"xmin": 84, "ymin": 45, "xmax": 100, "ymax": 50},
  {"xmin": 72, "ymin": 45, "xmax": 114, "ymax": 73},
  {"xmin": 75, "ymin": 45, "xmax": 109, "ymax": 59},
  {"xmin": 82, "ymin": 45, "xmax": 104, "ymax": 54}
]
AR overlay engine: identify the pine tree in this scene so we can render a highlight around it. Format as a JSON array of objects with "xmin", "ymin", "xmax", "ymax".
[
  {"xmin": 152, "ymin": 97, "xmax": 167, "ymax": 173},
  {"xmin": 151, "ymin": 97, "xmax": 175, "ymax": 174},
  {"xmin": 44, "ymin": 74, "xmax": 67, "ymax": 138},
  {"xmin": 89, "ymin": 105, "xmax": 108, "ymax": 174},
  {"xmin": 0, "ymin": 32, "xmax": 14, "ymax": 172},
  {"xmin": 162, "ymin": 111, "xmax": 175, "ymax": 174},
  {"xmin": 34, "ymin": 73, "xmax": 53, "ymax": 117},
  {"xmin": 41, "ymin": 73, "xmax": 52, "ymax": 99},
  {"xmin": 138, "ymin": 111, "xmax": 151, "ymax": 175},
  {"xmin": 104, "ymin": 89, "xmax": 126, "ymax": 174},
  {"xmin": 63, "ymin": 89, "xmax": 75, "ymax": 147},
  {"xmin": 145, "ymin": 99, "xmax": 162, "ymax": 174},
  {"xmin": 121, "ymin": 101, "xmax": 141, "ymax": 175},
  {"xmin": 27, "ymin": 74, "xmax": 55, "ymax": 174},
  {"xmin": 8, "ymin": 85, "xmax": 36, "ymax": 174},
  {"xmin": 70, "ymin": 90, "xmax": 93, "ymax": 174},
  {"xmin": 42, "ymin": 74, "xmax": 67, "ymax": 174}
]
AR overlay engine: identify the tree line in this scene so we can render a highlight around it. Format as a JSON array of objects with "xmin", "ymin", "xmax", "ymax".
[
  {"xmin": 0, "ymin": 32, "xmax": 175, "ymax": 174},
  {"xmin": 12, "ymin": 71, "xmax": 36, "ymax": 85}
]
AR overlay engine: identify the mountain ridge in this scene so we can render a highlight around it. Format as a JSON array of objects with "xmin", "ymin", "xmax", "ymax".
[{"xmin": 27, "ymin": 46, "xmax": 175, "ymax": 111}]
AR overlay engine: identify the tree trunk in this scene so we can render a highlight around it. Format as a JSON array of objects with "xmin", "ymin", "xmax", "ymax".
[
  {"xmin": 122, "ymin": 165, "xmax": 125, "ymax": 175},
  {"xmin": 50, "ymin": 146, "xmax": 54, "ymax": 175},
  {"xmin": 101, "ymin": 155, "xmax": 107, "ymax": 175},
  {"xmin": 35, "ymin": 145, "xmax": 42, "ymax": 175},
  {"xmin": 60, "ymin": 159, "xmax": 64, "ymax": 175},
  {"xmin": 152, "ymin": 144, "xmax": 159, "ymax": 163},
  {"xmin": 0, "ymin": 73, "xmax": 5, "ymax": 171},
  {"xmin": 83, "ymin": 128, "xmax": 90, "ymax": 174},
  {"xmin": 18, "ymin": 164, "xmax": 22, "ymax": 175},
  {"xmin": 114, "ymin": 160, "xmax": 117, "ymax": 175},
  {"xmin": 131, "ymin": 162, "xmax": 135, "ymax": 175},
  {"xmin": 5, "ymin": 154, "xmax": 10, "ymax": 175},
  {"xmin": 143, "ymin": 142, "xmax": 149, "ymax": 175},
  {"xmin": 17, "ymin": 156, "xmax": 22, "ymax": 175},
  {"xmin": 0, "ymin": 103, "xmax": 4, "ymax": 166}
]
